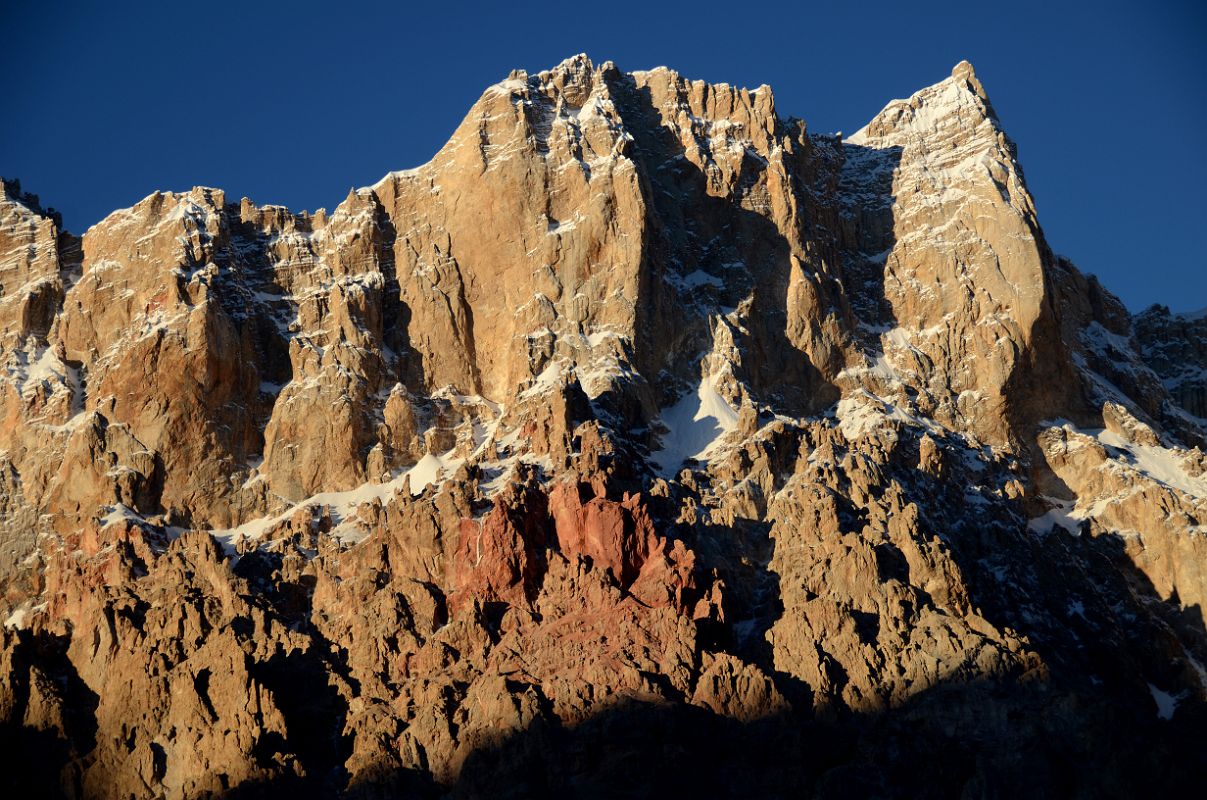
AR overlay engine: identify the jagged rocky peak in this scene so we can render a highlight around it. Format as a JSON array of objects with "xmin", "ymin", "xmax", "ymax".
[
  {"xmin": 0, "ymin": 57, "xmax": 1205, "ymax": 797},
  {"xmin": 852, "ymin": 60, "xmax": 995, "ymax": 139}
]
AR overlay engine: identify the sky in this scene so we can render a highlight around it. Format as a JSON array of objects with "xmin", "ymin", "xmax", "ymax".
[{"xmin": 3, "ymin": 0, "xmax": 1204, "ymax": 312}]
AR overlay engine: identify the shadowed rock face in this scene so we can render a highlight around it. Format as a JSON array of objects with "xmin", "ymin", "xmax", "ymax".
[{"xmin": 0, "ymin": 58, "xmax": 1205, "ymax": 798}]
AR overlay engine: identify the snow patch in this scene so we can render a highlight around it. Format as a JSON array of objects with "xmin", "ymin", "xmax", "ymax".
[
  {"xmin": 100, "ymin": 503, "xmax": 145, "ymax": 528},
  {"xmin": 407, "ymin": 452, "xmax": 451, "ymax": 493},
  {"xmin": 679, "ymin": 270, "xmax": 724, "ymax": 290},
  {"xmin": 1148, "ymin": 684, "xmax": 1180, "ymax": 720},
  {"xmin": 651, "ymin": 370, "xmax": 739, "ymax": 477},
  {"xmin": 519, "ymin": 360, "xmax": 567, "ymax": 400},
  {"xmin": 1032, "ymin": 419, "xmax": 1207, "ymax": 534},
  {"xmin": 1027, "ymin": 498, "xmax": 1086, "ymax": 536},
  {"xmin": 835, "ymin": 390, "xmax": 941, "ymax": 440},
  {"xmin": 1094, "ymin": 427, "xmax": 1207, "ymax": 500},
  {"xmin": 3, "ymin": 607, "xmax": 28, "ymax": 630},
  {"xmin": 209, "ymin": 450, "xmax": 463, "ymax": 554}
]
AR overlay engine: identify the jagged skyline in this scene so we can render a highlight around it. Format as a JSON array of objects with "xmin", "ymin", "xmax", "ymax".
[{"xmin": 3, "ymin": 0, "xmax": 1205, "ymax": 312}]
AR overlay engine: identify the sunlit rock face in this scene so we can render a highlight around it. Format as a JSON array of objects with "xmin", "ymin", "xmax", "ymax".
[{"xmin": 1, "ymin": 58, "xmax": 1205, "ymax": 798}]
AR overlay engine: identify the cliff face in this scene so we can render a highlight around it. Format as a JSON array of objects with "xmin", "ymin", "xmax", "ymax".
[{"xmin": 1, "ymin": 57, "xmax": 1205, "ymax": 798}]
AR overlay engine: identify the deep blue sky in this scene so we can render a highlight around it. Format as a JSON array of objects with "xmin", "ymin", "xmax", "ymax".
[{"xmin": 4, "ymin": 0, "xmax": 1204, "ymax": 312}]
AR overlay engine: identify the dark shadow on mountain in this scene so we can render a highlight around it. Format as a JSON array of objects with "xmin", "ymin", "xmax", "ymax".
[
  {"xmin": 836, "ymin": 141, "xmax": 903, "ymax": 336},
  {"xmin": 212, "ymin": 211, "xmax": 302, "ymax": 463},
  {"xmin": 246, "ymin": 647, "xmax": 353, "ymax": 797},
  {"xmin": 0, "ymin": 629, "xmax": 99, "ymax": 799},
  {"xmin": 233, "ymin": 547, "xmax": 319, "ymax": 622},
  {"xmin": 862, "ymin": 428, "xmax": 1207, "ymax": 707},
  {"xmin": 605, "ymin": 73, "xmax": 847, "ymax": 421},
  {"xmin": 695, "ymin": 515, "xmax": 816, "ymax": 710},
  {"xmin": 212, "ymin": 670, "xmax": 1207, "ymax": 799},
  {"xmin": 442, "ymin": 682, "xmax": 1205, "ymax": 800},
  {"xmin": 371, "ymin": 198, "xmax": 417, "ymax": 391},
  {"xmin": 0, "ymin": 723, "xmax": 75, "ymax": 799},
  {"xmin": 970, "ymin": 514, "xmax": 1207, "ymax": 686}
]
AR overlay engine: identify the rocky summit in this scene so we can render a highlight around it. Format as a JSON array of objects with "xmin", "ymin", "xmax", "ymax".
[{"xmin": 1, "ymin": 55, "xmax": 1205, "ymax": 798}]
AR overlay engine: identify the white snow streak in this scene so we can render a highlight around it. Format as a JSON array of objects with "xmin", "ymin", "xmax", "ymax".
[{"xmin": 651, "ymin": 371, "xmax": 739, "ymax": 477}]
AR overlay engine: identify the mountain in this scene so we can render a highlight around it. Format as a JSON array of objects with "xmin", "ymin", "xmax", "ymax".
[{"xmin": 1, "ymin": 55, "xmax": 1205, "ymax": 797}]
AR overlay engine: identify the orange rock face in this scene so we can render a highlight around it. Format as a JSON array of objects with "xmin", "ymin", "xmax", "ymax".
[
  {"xmin": 549, "ymin": 482, "xmax": 657, "ymax": 586},
  {"xmin": 448, "ymin": 485, "xmax": 550, "ymax": 613}
]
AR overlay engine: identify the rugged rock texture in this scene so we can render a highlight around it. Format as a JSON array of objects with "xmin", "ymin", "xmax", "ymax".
[
  {"xmin": 1, "ymin": 58, "xmax": 1205, "ymax": 798},
  {"xmin": 1135, "ymin": 304, "xmax": 1207, "ymax": 420}
]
